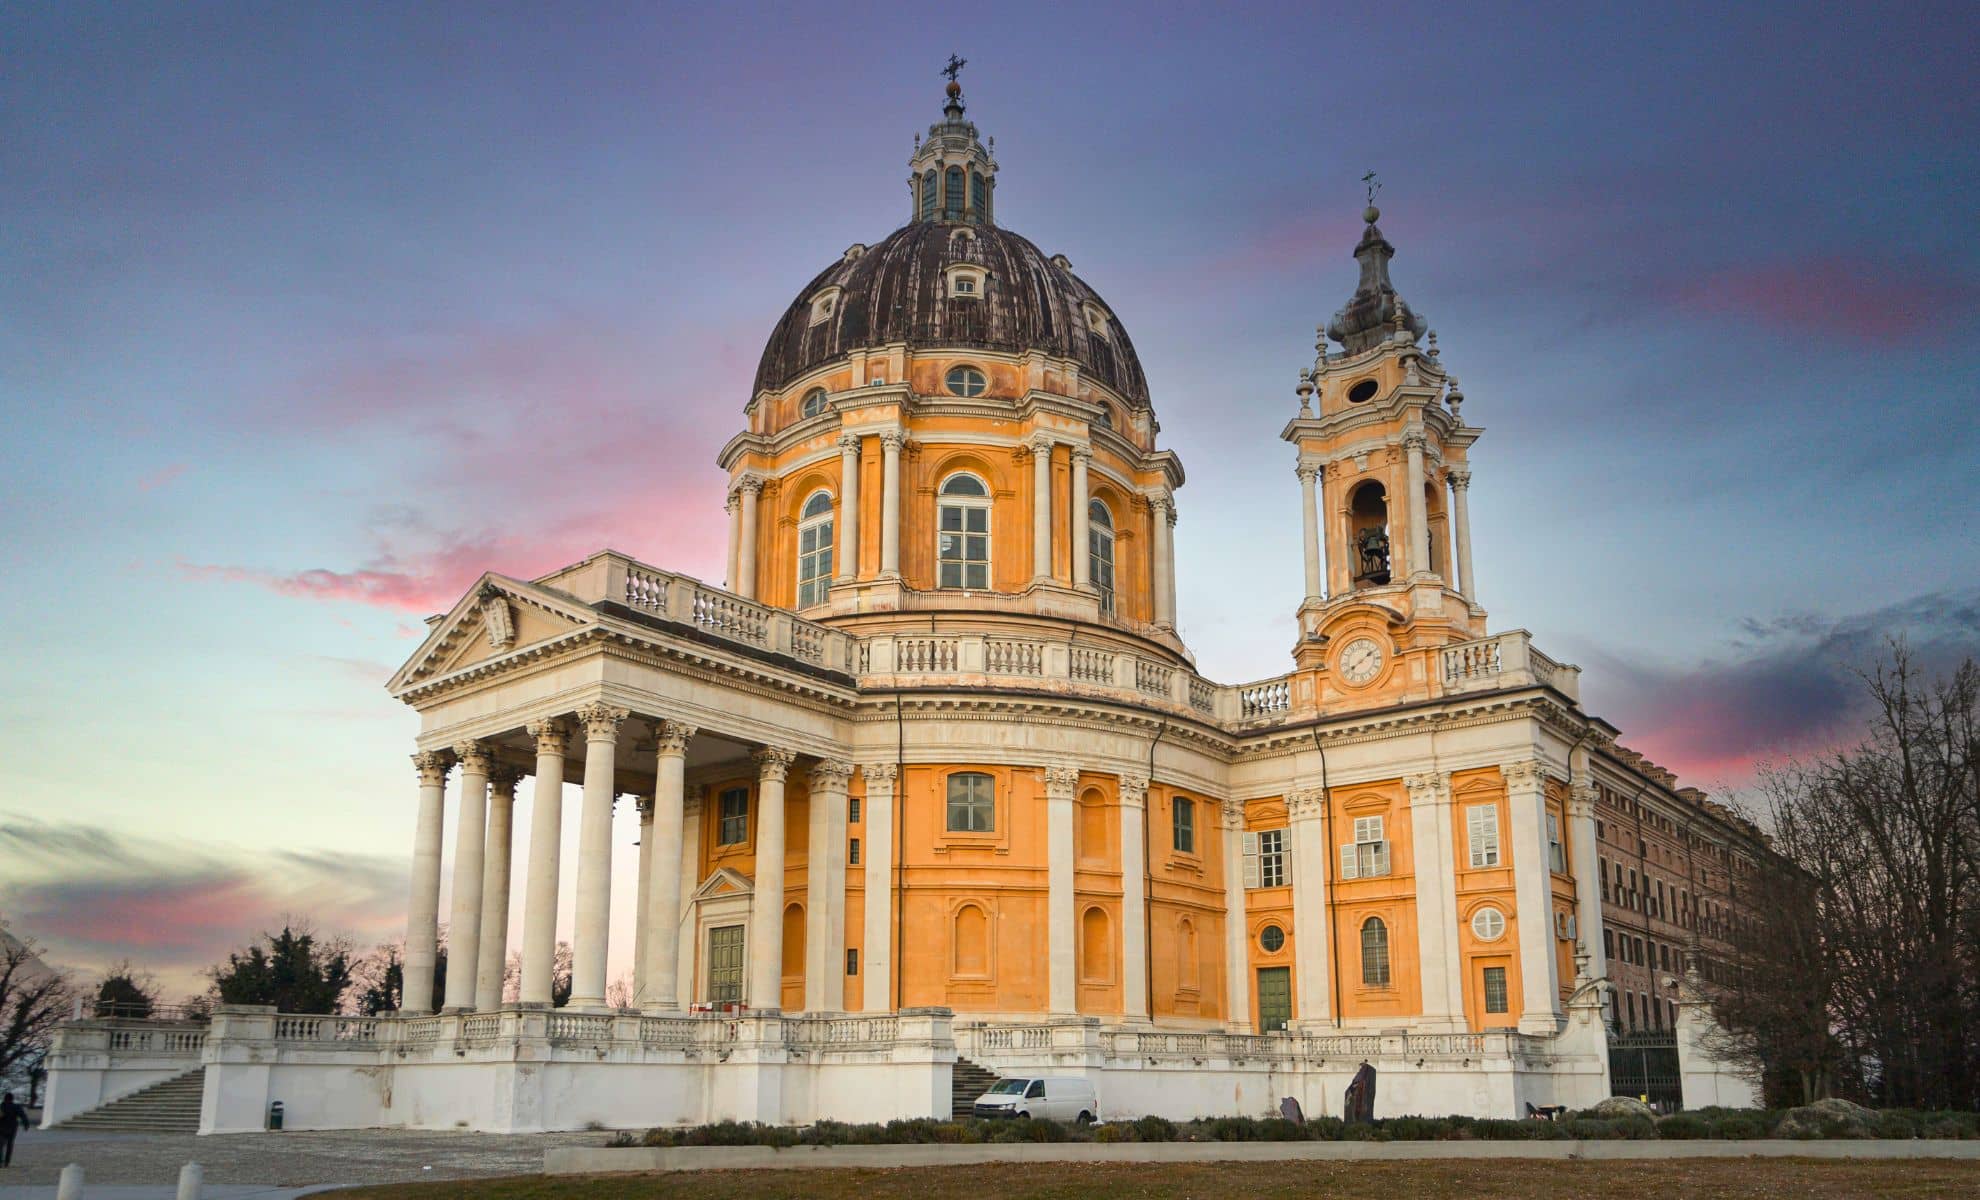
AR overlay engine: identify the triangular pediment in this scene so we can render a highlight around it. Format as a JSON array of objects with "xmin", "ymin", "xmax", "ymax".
[
  {"xmin": 388, "ymin": 575, "xmax": 599, "ymax": 694},
  {"xmin": 692, "ymin": 866, "xmax": 754, "ymax": 901}
]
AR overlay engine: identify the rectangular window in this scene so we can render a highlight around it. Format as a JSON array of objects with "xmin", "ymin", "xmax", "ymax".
[
  {"xmin": 1483, "ymin": 966, "xmax": 1509, "ymax": 1014},
  {"xmin": 1599, "ymin": 856, "xmax": 1609, "ymax": 901},
  {"xmin": 848, "ymin": 837, "xmax": 860, "ymax": 866},
  {"xmin": 1244, "ymin": 829, "xmax": 1287, "ymax": 888},
  {"xmin": 1340, "ymin": 814, "xmax": 1389, "ymax": 879},
  {"xmin": 797, "ymin": 515, "xmax": 833, "ymax": 607},
  {"xmin": 1466, "ymin": 804, "xmax": 1501, "ymax": 868},
  {"xmin": 1172, "ymin": 796, "xmax": 1195, "ymax": 854},
  {"xmin": 849, "ymin": 797, "xmax": 861, "ymax": 824},
  {"xmin": 1603, "ymin": 928, "xmax": 1615, "ymax": 958},
  {"xmin": 846, "ymin": 948, "xmax": 859, "ymax": 976},
  {"xmin": 945, "ymin": 771, "xmax": 995, "ymax": 833},
  {"xmin": 1626, "ymin": 990, "xmax": 1636, "ymax": 1029},
  {"xmin": 1546, "ymin": 812, "xmax": 1566, "ymax": 873},
  {"xmin": 717, "ymin": 787, "xmax": 749, "ymax": 846},
  {"xmin": 937, "ymin": 502, "xmax": 990, "ymax": 588}
]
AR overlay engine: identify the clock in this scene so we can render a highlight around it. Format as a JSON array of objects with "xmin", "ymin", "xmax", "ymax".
[{"xmin": 1338, "ymin": 636, "xmax": 1385, "ymax": 685}]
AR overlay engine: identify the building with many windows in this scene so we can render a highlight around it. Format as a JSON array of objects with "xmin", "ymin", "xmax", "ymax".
[{"xmin": 44, "ymin": 79, "xmax": 1764, "ymax": 1134}]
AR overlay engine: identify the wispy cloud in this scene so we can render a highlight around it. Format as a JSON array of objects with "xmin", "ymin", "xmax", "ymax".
[
  {"xmin": 136, "ymin": 462, "xmax": 188, "ymax": 492},
  {"xmin": 1671, "ymin": 257, "xmax": 1980, "ymax": 339}
]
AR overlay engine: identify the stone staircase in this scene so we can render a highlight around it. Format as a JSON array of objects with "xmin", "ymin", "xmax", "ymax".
[
  {"xmin": 952, "ymin": 1056, "xmax": 1002, "ymax": 1118},
  {"xmin": 54, "ymin": 1067, "xmax": 205, "ymax": 1133}
]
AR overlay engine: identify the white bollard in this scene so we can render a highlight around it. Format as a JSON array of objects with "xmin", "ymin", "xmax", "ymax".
[
  {"xmin": 177, "ymin": 1161, "xmax": 205, "ymax": 1200},
  {"xmin": 56, "ymin": 1163, "xmax": 84, "ymax": 1200}
]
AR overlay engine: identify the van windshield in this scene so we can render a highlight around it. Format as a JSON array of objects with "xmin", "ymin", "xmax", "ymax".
[{"xmin": 986, "ymin": 1079, "xmax": 1027, "ymax": 1095}]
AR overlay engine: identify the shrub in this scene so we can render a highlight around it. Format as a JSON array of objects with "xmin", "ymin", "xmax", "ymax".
[
  {"xmin": 1304, "ymin": 1116, "xmax": 1346, "ymax": 1141},
  {"xmin": 1383, "ymin": 1116, "xmax": 1455, "ymax": 1141},
  {"xmin": 1093, "ymin": 1123, "xmax": 1127, "ymax": 1143},
  {"xmin": 1656, "ymin": 1114, "xmax": 1708, "ymax": 1140},
  {"xmin": 1565, "ymin": 1118, "xmax": 1623, "ymax": 1140},
  {"xmin": 605, "ymin": 1131, "xmax": 635, "ymax": 1147},
  {"xmin": 1921, "ymin": 1111, "xmax": 1980, "ymax": 1139},
  {"xmin": 1130, "ymin": 1114, "xmax": 1178, "ymax": 1142},
  {"xmin": 1873, "ymin": 1110, "xmax": 1922, "ymax": 1140},
  {"xmin": 1256, "ymin": 1117, "xmax": 1306, "ymax": 1141},
  {"xmin": 1714, "ymin": 1114, "xmax": 1765, "ymax": 1139}
]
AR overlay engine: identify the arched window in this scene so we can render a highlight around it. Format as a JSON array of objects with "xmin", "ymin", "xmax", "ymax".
[
  {"xmin": 1361, "ymin": 917, "xmax": 1391, "ymax": 987},
  {"xmin": 970, "ymin": 170, "xmax": 986, "ymax": 215},
  {"xmin": 920, "ymin": 169, "xmax": 938, "ymax": 220},
  {"xmin": 944, "ymin": 364, "xmax": 987, "ymax": 397},
  {"xmin": 937, "ymin": 473, "xmax": 990, "ymax": 589},
  {"xmin": 1087, "ymin": 499, "xmax": 1115, "ymax": 614},
  {"xmin": 946, "ymin": 771, "xmax": 994, "ymax": 832},
  {"xmin": 796, "ymin": 490, "xmax": 834, "ymax": 608},
  {"xmin": 800, "ymin": 387, "xmax": 827, "ymax": 419},
  {"xmin": 944, "ymin": 166, "xmax": 964, "ymax": 218}
]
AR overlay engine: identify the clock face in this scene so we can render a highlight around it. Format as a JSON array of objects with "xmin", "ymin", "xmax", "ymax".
[{"xmin": 1338, "ymin": 636, "xmax": 1385, "ymax": 685}]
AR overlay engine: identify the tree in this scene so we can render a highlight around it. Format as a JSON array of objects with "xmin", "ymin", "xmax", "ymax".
[
  {"xmin": 501, "ymin": 942, "xmax": 574, "ymax": 1007},
  {"xmin": 1, "ymin": 928, "xmax": 73, "ymax": 1095},
  {"xmin": 1711, "ymin": 646, "xmax": 1979, "ymax": 1109},
  {"xmin": 211, "ymin": 926, "xmax": 356, "ymax": 1015},
  {"xmin": 345, "ymin": 939, "xmax": 452, "ymax": 1015},
  {"xmin": 93, "ymin": 961, "xmax": 159, "ymax": 1019}
]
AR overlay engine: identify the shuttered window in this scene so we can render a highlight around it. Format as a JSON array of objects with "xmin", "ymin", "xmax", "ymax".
[
  {"xmin": 1466, "ymin": 804, "xmax": 1501, "ymax": 868},
  {"xmin": 1242, "ymin": 828, "xmax": 1286, "ymax": 888},
  {"xmin": 1340, "ymin": 815, "xmax": 1389, "ymax": 879}
]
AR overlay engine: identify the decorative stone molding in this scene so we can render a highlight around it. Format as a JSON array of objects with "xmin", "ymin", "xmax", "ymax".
[
  {"xmin": 736, "ymin": 476, "xmax": 766, "ymax": 498},
  {"xmin": 1286, "ymin": 788, "xmax": 1326, "ymax": 819},
  {"xmin": 1220, "ymin": 798, "xmax": 1245, "ymax": 829},
  {"xmin": 1404, "ymin": 771, "xmax": 1452, "ymax": 806},
  {"xmin": 879, "ymin": 431, "xmax": 907, "ymax": 453},
  {"xmin": 811, "ymin": 759, "xmax": 856, "ymax": 791},
  {"xmin": 654, "ymin": 720, "xmax": 697, "ymax": 757},
  {"xmin": 1401, "ymin": 430, "xmax": 1427, "ymax": 453},
  {"xmin": 1568, "ymin": 783, "xmax": 1600, "ymax": 819},
  {"xmin": 860, "ymin": 761, "xmax": 900, "ymax": 784},
  {"xmin": 526, "ymin": 719, "xmax": 570, "ymax": 755},
  {"xmin": 479, "ymin": 590, "xmax": 515, "ymax": 651},
  {"xmin": 753, "ymin": 746, "xmax": 796, "ymax": 781},
  {"xmin": 1043, "ymin": 765, "xmax": 1081, "ymax": 797},
  {"xmin": 836, "ymin": 433, "xmax": 861, "ymax": 452},
  {"xmin": 575, "ymin": 702, "xmax": 630, "ymax": 742},
  {"xmin": 1448, "ymin": 469, "xmax": 1472, "ymax": 492},
  {"xmin": 1501, "ymin": 759, "xmax": 1547, "ymax": 791},
  {"xmin": 1117, "ymin": 773, "xmax": 1148, "ymax": 808},
  {"xmin": 489, "ymin": 766, "xmax": 523, "ymax": 795},
  {"xmin": 1294, "ymin": 464, "xmax": 1320, "ymax": 484},
  {"xmin": 412, "ymin": 751, "xmax": 451, "ymax": 785},
  {"xmin": 451, "ymin": 741, "xmax": 495, "ymax": 774},
  {"xmin": 1025, "ymin": 434, "xmax": 1055, "ymax": 457}
]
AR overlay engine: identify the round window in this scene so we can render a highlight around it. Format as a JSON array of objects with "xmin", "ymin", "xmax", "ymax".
[
  {"xmin": 1347, "ymin": 379, "xmax": 1379, "ymax": 404},
  {"xmin": 945, "ymin": 365, "xmax": 988, "ymax": 397},
  {"xmin": 1259, "ymin": 924, "xmax": 1286, "ymax": 953},
  {"xmin": 1471, "ymin": 907, "xmax": 1506, "ymax": 941}
]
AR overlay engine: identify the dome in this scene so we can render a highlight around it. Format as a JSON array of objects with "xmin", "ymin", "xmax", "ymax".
[{"xmin": 752, "ymin": 220, "xmax": 1151, "ymax": 407}]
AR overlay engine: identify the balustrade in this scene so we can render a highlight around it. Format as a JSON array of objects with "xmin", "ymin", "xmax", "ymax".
[
  {"xmin": 1135, "ymin": 659, "xmax": 1173, "ymax": 696},
  {"xmin": 1239, "ymin": 677, "xmax": 1290, "ymax": 718},
  {"xmin": 273, "ymin": 1015, "xmax": 380, "ymax": 1043},
  {"xmin": 548, "ymin": 1013, "xmax": 614, "ymax": 1042},
  {"xmin": 622, "ymin": 566, "xmax": 669, "ymax": 611},
  {"xmin": 1069, "ymin": 646, "xmax": 1114, "ymax": 683},
  {"xmin": 897, "ymin": 637, "xmax": 959, "ymax": 672},
  {"xmin": 985, "ymin": 638, "xmax": 1044, "ymax": 675},
  {"xmin": 1441, "ymin": 637, "xmax": 1502, "ymax": 684},
  {"xmin": 1188, "ymin": 677, "xmax": 1215, "ymax": 714},
  {"xmin": 692, "ymin": 587, "xmax": 769, "ymax": 645}
]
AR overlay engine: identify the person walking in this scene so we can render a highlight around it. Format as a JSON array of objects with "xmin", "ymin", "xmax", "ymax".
[{"xmin": 0, "ymin": 1091, "xmax": 29, "ymax": 1166}]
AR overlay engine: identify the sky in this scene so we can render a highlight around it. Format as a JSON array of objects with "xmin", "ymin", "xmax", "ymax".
[{"xmin": 2, "ymin": 2, "xmax": 1976, "ymax": 999}]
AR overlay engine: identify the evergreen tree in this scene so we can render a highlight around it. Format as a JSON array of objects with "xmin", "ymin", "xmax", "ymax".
[{"xmin": 210, "ymin": 926, "xmax": 355, "ymax": 1014}]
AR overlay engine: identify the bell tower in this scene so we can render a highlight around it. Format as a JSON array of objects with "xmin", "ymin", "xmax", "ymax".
[{"xmin": 1282, "ymin": 195, "xmax": 1484, "ymax": 673}]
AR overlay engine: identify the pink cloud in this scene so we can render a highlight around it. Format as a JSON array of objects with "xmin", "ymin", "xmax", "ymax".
[
  {"xmin": 1673, "ymin": 257, "xmax": 1977, "ymax": 338},
  {"xmin": 137, "ymin": 462, "xmax": 188, "ymax": 492}
]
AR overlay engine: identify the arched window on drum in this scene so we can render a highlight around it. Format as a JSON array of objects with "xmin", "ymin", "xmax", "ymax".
[
  {"xmin": 937, "ymin": 473, "xmax": 991, "ymax": 589},
  {"xmin": 796, "ymin": 490, "xmax": 833, "ymax": 608},
  {"xmin": 1088, "ymin": 499, "xmax": 1115, "ymax": 615}
]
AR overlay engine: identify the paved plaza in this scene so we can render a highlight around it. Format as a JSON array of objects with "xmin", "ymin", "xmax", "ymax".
[{"xmin": 0, "ymin": 1127, "xmax": 603, "ymax": 1194}]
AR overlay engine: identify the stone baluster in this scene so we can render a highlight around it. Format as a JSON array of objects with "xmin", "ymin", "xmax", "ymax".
[
  {"xmin": 519, "ymin": 720, "xmax": 568, "ymax": 1005},
  {"xmin": 569, "ymin": 702, "xmax": 628, "ymax": 1009},
  {"xmin": 748, "ymin": 747, "xmax": 797, "ymax": 1008},
  {"xmin": 402, "ymin": 751, "xmax": 451, "ymax": 1015}
]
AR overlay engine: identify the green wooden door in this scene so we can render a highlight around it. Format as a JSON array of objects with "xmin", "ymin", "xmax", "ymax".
[
  {"xmin": 708, "ymin": 924, "xmax": 745, "ymax": 1005},
  {"xmin": 1257, "ymin": 966, "xmax": 1292, "ymax": 1032}
]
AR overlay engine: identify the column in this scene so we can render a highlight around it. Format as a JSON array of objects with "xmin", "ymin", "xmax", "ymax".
[
  {"xmin": 402, "ymin": 751, "xmax": 450, "ymax": 1015},
  {"xmin": 474, "ymin": 767, "xmax": 520, "ymax": 1010},
  {"xmin": 1569, "ymin": 783, "xmax": 1606, "ymax": 982},
  {"xmin": 805, "ymin": 760, "xmax": 855, "ymax": 1012},
  {"xmin": 725, "ymin": 492, "xmax": 742, "ymax": 592},
  {"xmin": 836, "ymin": 434, "xmax": 861, "ymax": 583},
  {"xmin": 736, "ymin": 478, "xmax": 763, "ymax": 600},
  {"xmin": 519, "ymin": 720, "xmax": 568, "ymax": 1005},
  {"xmin": 1297, "ymin": 464, "xmax": 1323, "ymax": 603},
  {"xmin": 1118, "ymin": 774, "xmax": 1149, "ymax": 1022},
  {"xmin": 1449, "ymin": 468, "xmax": 1476, "ymax": 603},
  {"xmin": 569, "ymin": 701, "xmax": 628, "ymax": 1009},
  {"xmin": 861, "ymin": 763, "xmax": 898, "ymax": 1011},
  {"xmin": 442, "ymin": 742, "xmax": 491, "ymax": 1010},
  {"xmin": 1070, "ymin": 446, "xmax": 1092, "ymax": 590},
  {"xmin": 1504, "ymin": 759, "xmax": 1562, "ymax": 1033},
  {"xmin": 1150, "ymin": 495, "xmax": 1177, "ymax": 628},
  {"xmin": 1405, "ymin": 772, "xmax": 1462, "ymax": 1028},
  {"xmin": 632, "ymin": 795, "xmax": 654, "ymax": 1006},
  {"xmin": 879, "ymin": 432, "xmax": 904, "ymax": 577},
  {"xmin": 1286, "ymin": 788, "xmax": 1332, "ymax": 1024},
  {"xmin": 1403, "ymin": 430, "xmax": 1430, "ymax": 579},
  {"xmin": 674, "ymin": 787, "xmax": 704, "ymax": 1009},
  {"xmin": 1045, "ymin": 767, "xmax": 1080, "ymax": 1014},
  {"xmin": 747, "ymin": 747, "xmax": 796, "ymax": 1008},
  {"xmin": 1029, "ymin": 437, "xmax": 1053, "ymax": 581},
  {"xmin": 642, "ymin": 721, "xmax": 694, "ymax": 1011},
  {"xmin": 1221, "ymin": 800, "xmax": 1251, "ymax": 1031}
]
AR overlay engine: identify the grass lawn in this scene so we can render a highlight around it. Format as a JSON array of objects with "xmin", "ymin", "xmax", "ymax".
[{"xmin": 333, "ymin": 1158, "xmax": 1980, "ymax": 1200}]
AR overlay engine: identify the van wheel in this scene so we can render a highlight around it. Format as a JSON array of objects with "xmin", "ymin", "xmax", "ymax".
[
  {"xmin": 1076, "ymin": 1111, "xmax": 1094, "ymax": 1127},
  {"xmin": 1015, "ymin": 1110, "xmax": 1029, "ymax": 1120}
]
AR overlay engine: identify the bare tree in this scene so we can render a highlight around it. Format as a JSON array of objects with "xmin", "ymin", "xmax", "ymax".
[{"xmin": 1, "ymin": 928, "xmax": 74, "ymax": 1093}]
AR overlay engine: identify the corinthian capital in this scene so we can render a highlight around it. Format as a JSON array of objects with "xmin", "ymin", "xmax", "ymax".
[
  {"xmin": 1568, "ymin": 783, "xmax": 1600, "ymax": 818},
  {"xmin": 1026, "ymin": 434, "xmax": 1056, "ymax": 458},
  {"xmin": 1043, "ymin": 766, "xmax": 1081, "ymax": 797},
  {"xmin": 1401, "ymin": 430, "xmax": 1428, "ymax": 453},
  {"xmin": 1294, "ymin": 463, "xmax": 1320, "ymax": 484},
  {"xmin": 753, "ymin": 746, "xmax": 796, "ymax": 781},
  {"xmin": 861, "ymin": 761, "xmax": 899, "ymax": 786},
  {"xmin": 1403, "ymin": 771, "xmax": 1452, "ymax": 806},
  {"xmin": 1070, "ymin": 444, "xmax": 1093, "ymax": 464},
  {"xmin": 489, "ymin": 765, "xmax": 523, "ymax": 797},
  {"xmin": 1117, "ymin": 773, "xmax": 1148, "ymax": 808},
  {"xmin": 879, "ymin": 431, "xmax": 907, "ymax": 453},
  {"xmin": 1501, "ymin": 759, "xmax": 1547, "ymax": 792},
  {"xmin": 412, "ymin": 751, "xmax": 451, "ymax": 786},
  {"xmin": 837, "ymin": 433, "xmax": 862, "ymax": 454},
  {"xmin": 811, "ymin": 759, "xmax": 856, "ymax": 793},
  {"xmin": 735, "ymin": 475, "xmax": 765, "ymax": 498},
  {"xmin": 451, "ymin": 741, "xmax": 495, "ymax": 775},
  {"xmin": 526, "ymin": 718, "xmax": 569, "ymax": 755},
  {"xmin": 1448, "ymin": 468, "xmax": 1472, "ymax": 492},
  {"xmin": 654, "ymin": 720, "xmax": 697, "ymax": 757},
  {"xmin": 1221, "ymin": 798, "xmax": 1246, "ymax": 830},
  {"xmin": 1286, "ymin": 788, "xmax": 1327, "ymax": 819},
  {"xmin": 575, "ymin": 702, "xmax": 629, "ymax": 742}
]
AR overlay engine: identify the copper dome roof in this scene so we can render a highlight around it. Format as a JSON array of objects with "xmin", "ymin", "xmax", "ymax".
[{"xmin": 752, "ymin": 220, "xmax": 1150, "ymax": 407}]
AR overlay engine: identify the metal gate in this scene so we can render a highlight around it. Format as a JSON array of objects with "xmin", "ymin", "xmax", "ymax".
[{"xmin": 1608, "ymin": 1031, "xmax": 1682, "ymax": 1110}]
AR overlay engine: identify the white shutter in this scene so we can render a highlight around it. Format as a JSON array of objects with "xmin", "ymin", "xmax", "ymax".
[
  {"xmin": 1339, "ymin": 843, "xmax": 1358, "ymax": 880},
  {"xmin": 1371, "ymin": 841, "xmax": 1390, "ymax": 877},
  {"xmin": 1242, "ymin": 832, "xmax": 1260, "ymax": 888}
]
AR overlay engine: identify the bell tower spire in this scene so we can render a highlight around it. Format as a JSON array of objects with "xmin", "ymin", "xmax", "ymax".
[
  {"xmin": 909, "ymin": 54, "xmax": 997, "ymax": 226},
  {"xmin": 1281, "ymin": 188, "xmax": 1483, "ymax": 669}
]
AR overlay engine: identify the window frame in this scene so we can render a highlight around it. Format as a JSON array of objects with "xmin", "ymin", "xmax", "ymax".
[
  {"xmin": 945, "ymin": 771, "xmax": 996, "ymax": 834},
  {"xmin": 1546, "ymin": 811, "xmax": 1566, "ymax": 874},
  {"xmin": 1360, "ymin": 916, "xmax": 1391, "ymax": 988},
  {"xmin": 936, "ymin": 472, "xmax": 992, "ymax": 589},
  {"xmin": 1466, "ymin": 803, "xmax": 1502, "ymax": 868},
  {"xmin": 943, "ymin": 364, "xmax": 988, "ymax": 397},
  {"xmin": 1470, "ymin": 905, "xmax": 1506, "ymax": 942},
  {"xmin": 716, "ymin": 786, "xmax": 750, "ymax": 847},
  {"xmin": 800, "ymin": 387, "xmax": 828, "ymax": 418},
  {"xmin": 1171, "ymin": 795, "xmax": 1195, "ymax": 854},
  {"xmin": 1243, "ymin": 828, "xmax": 1288, "ymax": 888},
  {"xmin": 1339, "ymin": 813, "xmax": 1390, "ymax": 879},
  {"xmin": 796, "ymin": 489, "xmax": 835, "ymax": 609},
  {"xmin": 1483, "ymin": 965, "xmax": 1510, "ymax": 1015},
  {"xmin": 1087, "ymin": 498, "xmax": 1116, "ymax": 615}
]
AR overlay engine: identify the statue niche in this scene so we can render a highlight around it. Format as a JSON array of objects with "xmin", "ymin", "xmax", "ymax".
[{"xmin": 1349, "ymin": 481, "xmax": 1392, "ymax": 586}]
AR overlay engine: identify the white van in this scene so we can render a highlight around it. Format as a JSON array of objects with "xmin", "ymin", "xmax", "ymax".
[{"xmin": 970, "ymin": 1076, "xmax": 1099, "ymax": 1124}]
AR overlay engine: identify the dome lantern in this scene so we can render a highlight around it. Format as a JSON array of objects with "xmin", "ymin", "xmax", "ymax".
[{"xmin": 910, "ymin": 56, "xmax": 996, "ymax": 226}]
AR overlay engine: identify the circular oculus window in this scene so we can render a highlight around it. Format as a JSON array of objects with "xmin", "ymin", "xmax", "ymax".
[
  {"xmin": 1471, "ymin": 907, "xmax": 1507, "ymax": 941},
  {"xmin": 945, "ymin": 365, "xmax": 988, "ymax": 397},
  {"xmin": 1259, "ymin": 924, "xmax": 1287, "ymax": 953}
]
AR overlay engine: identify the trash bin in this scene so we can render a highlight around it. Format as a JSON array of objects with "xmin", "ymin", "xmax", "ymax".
[{"xmin": 268, "ymin": 1100, "xmax": 284, "ymax": 1130}]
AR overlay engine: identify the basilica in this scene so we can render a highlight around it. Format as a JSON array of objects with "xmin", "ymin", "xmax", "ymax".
[{"xmin": 44, "ymin": 79, "xmax": 1766, "ymax": 1133}]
